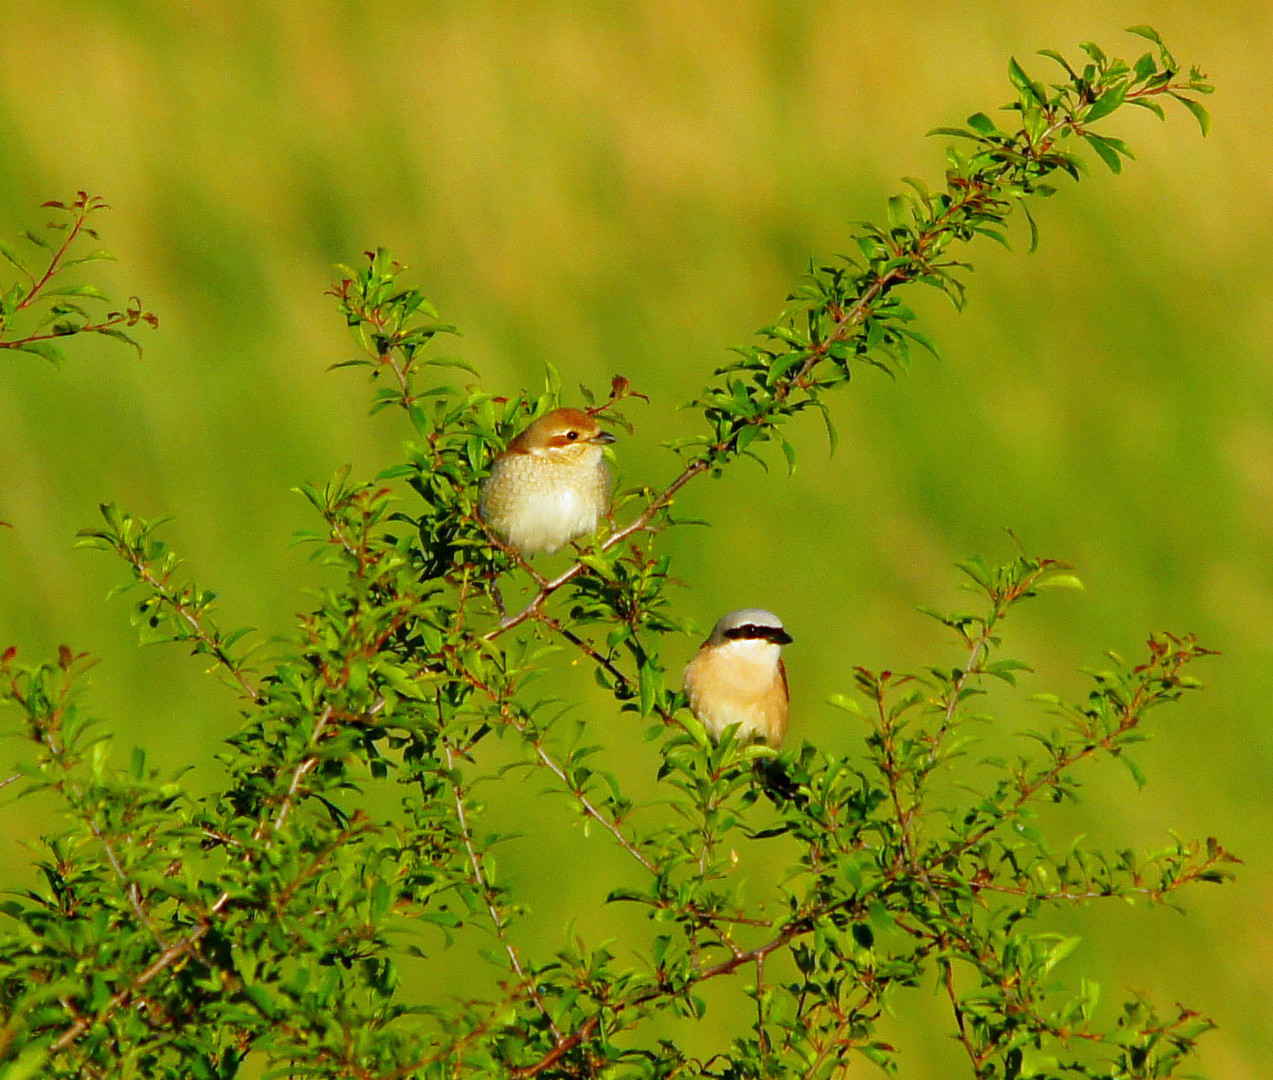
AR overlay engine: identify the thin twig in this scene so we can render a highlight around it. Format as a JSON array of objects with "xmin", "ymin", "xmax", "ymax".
[
  {"xmin": 511, "ymin": 1017, "xmax": 598, "ymax": 1079},
  {"xmin": 943, "ymin": 680, "xmax": 1150, "ymax": 864},
  {"xmin": 755, "ymin": 952, "xmax": 769, "ymax": 1056},
  {"xmin": 530, "ymin": 611, "xmax": 689, "ymax": 734},
  {"xmin": 528, "ymin": 735, "xmax": 657, "ymax": 874},
  {"xmin": 943, "ymin": 958, "xmax": 983, "ymax": 1072},
  {"xmin": 453, "ymin": 662, "xmax": 660, "ymax": 877},
  {"xmin": 129, "ymin": 559, "xmax": 261, "ymax": 704},
  {"xmin": 485, "ymin": 459, "xmax": 710, "ymax": 639},
  {"xmin": 49, "ymin": 891, "xmax": 229, "ymax": 1054},
  {"xmin": 475, "ymin": 515, "xmax": 548, "ymax": 587},
  {"xmin": 533, "ymin": 612, "xmax": 629, "ymax": 691},
  {"xmin": 0, "ymin": 314, "xmax": 145, "ymax": 352},
  {"xmin": 15, "ymin": 200, "xmax": 88, "ymax": 314},
  {"xmin": 442, "ymin": 740, "xmax": 562, "ymax": 1042},
  {"xmin": 788, "ymin": 268, "xmax": 907, "ymax": 393},
  {"xmin": 90, "ymin": 821, "xmax": 160, "ymax": 938},
  {"xmin": 269, "ymin": 704, "xmax": 333, "ymax": 836}
]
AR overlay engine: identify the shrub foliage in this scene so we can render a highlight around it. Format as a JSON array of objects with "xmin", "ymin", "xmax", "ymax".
[{"xmin": 0, "ymin": 28, "xmax": 1233, "ymax": 1080}]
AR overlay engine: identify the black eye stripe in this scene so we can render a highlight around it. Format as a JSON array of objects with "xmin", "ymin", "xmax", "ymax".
[{"xmin": 721, "ymin": 625, "xmax": 791, "ymax": 644}]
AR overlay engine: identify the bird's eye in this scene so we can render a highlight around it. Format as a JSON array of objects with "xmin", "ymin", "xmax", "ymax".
[{"xmin": 565, "ymin": 430, "xmax": 579, "ymax": 441}]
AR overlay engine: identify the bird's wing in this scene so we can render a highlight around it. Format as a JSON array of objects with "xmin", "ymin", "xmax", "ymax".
[{"xmin": 772, "ymin": 658, "xmax": 790, "ymax": 747}]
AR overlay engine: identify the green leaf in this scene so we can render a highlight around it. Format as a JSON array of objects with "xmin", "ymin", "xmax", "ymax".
[
  {"xmin": 1042, "ymin": 934, "xmax": 1083, "ymax": 975},
  {"xmin": 243, "ymin": 984, "xmax": 279, "ymax": 1019},
  {"xmin": 814, "ymin": 402, "xmax": 838, "ymax": 456},
  {"xmin": 1036, "ymin": 49, "xmax": 1078, "ymax": 80},
  {"xmin": 778, "ymin": 437, "xmax": 797, "ymax": 476},
  {"xmin": 9, "ymin": 341, "xmax": 64, "ymax": 364},
  {"xmin": 886, "ymin": 194, "xmax": 908, "ymax": 229},
  {"xmin": 1036, "ymin": 573, "xmax": 1084, "ymax": 591},
  {"xmin": 1020, "ymin": 200, "xmax": 1041, "ymax": 255},
  {"xmin": 0, "ymin": 1047, "xmax": 50, "ymax": 1080},
  {"xmin": 1170, "ymin": 93, "xmax": 1211, "ymax": 136},
  {"xmin": 1079, "ymin": 41, "xmax": 1107, "ymax": 66},
  {"xmin": 860, "ymin": 1044, "xmax": 893, "ymax": 1068},
  {"xmin": 927, "ymin": 126, "xmax": 979, "ymax": 142},
  {"xmin": 1125, "ymin": 25, "xmax": 1163, "ymax": 47},
  {"xmin": 61, "ymin": 248, "xmax": 118, "ymax": 269},
  {"xmin": 638, "ymin": 663, "xmax": 659, "ymax": 717},
  {"xmin": 1120, "ymin": 754, "xmax": 1148, "ymax": 788},
  {"xmin": 370, "ymin": 879, "xmax": 392, "ymax": 919},
  {"xmin": 1082, "ymin": 133, "xmax": 1123, "ymax": 173},
  {"xmin": 1007, "ymin": 56, "xmax": 1033, "ymax": 95},
  {"xmin": 1007, "ymin": 57, "xmax": 1043, "ymax": 105},
  {"xmin": 0, "ymin": 240, "xmax": 30, "ymax": 276},
  {"xmin": 43, "ymin": 284, "xmax": 110, "ymax": 300},
  {"xmin": 92, "ymin": 326, "xmax": 144, "ymax": 356},
  {"xmin": 1126, "ymin": 25, "xmax": 1176, "ymax": 69},
  {"xmin": 1084, "ymin": 84, "xmax": 1128, "ymax": 123},
  {"xmin": 828, "ymin": 693, "xmax": 866, "ymax": 718},
  {"xmin": 1127, "ymin": 97, "xmax": 1166, "ymax": 121}
]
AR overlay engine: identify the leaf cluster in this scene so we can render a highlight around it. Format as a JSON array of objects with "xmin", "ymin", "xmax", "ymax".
[{"xmin": 0, "ymin": 192, "xmax": 157, "ymax": 364}]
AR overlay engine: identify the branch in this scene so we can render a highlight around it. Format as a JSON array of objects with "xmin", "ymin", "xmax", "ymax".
[
  {"xmin": 510, "ymin": 1017, "xmax": 598, "ymax": 1079},
  {"xmin": 458, "ymin": 662, "xmax": 778, "ymax": 948},
  {"xmin": 267, "ymin": 704, "xmax": 334, "ymax": 836},
  {"xmin": 454, "ymin": 664, "xmax": 658, "ymax": 876},
  {"xmin": 88, "ymin": 821, "xmax": 160, "ymax": 938},
  {"xmin": 49, "ymin": 891, "xmax": 229, "ymax": 1054},
  {"xmin": 441, "ymin": 739, "xmax": 563, "ymax": 1042},
  {"xmin": 485, "ymin": 458, "xmax": 710, "ymax": 639},
  {"xmin": 0, "ymin": 309, "xmax": 151, "ymax": 353},
  {"xmin": 943, "ymin": 957, "xmax": 984, "ymax": 1073},
  {"xmin": 530, "ymin": 611, "xmax": 688, "ymax": 734},
  {"xmin": 13, "ymin": 197, "xmax": 91, "ymax": 315},
  {"xmin": 787, "ymin": 267, "xmax": 908, "ymax": 395},
  {"xmin": 78, "ymin": 508, "xmax": 262, "ymax": 704},
  {"xmin": 511, "ymin": 898, "xmax": 866, "ymax": 1080},
  {"xmin": 129, "ymin": 559, "xmax": 262, "ymax": 704},
  {"xmin": 958, "ymin": 839, "xmax": 1239, "ymax": 905},
  {"xmin": 525, "ymin": 734, "xmax": 657, "ymax": 875},
  {"xmin": 483, "ymin": 126, "xmax": 1044, "ymax": 648}
]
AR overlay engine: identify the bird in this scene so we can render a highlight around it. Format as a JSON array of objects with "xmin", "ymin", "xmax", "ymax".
[
  {"xmin": 682, "ymin": 609, "xmax": 792, "ymax": 748},
  {"xmin": 478, "ymin": 407, "xmax": 616, "ymax": 555}
]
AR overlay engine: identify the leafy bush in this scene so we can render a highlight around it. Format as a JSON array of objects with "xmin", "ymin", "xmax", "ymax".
[
  {"xmin": 0, "ymin": 192, "xmax": 157, "ymax": 364},
  {"xmin": 0, "ymin": 28, "xmax": 1232, "ymax": 1080}
]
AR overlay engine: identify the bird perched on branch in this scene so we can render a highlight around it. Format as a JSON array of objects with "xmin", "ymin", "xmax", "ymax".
[
  {"xmin": 479, "ymin": 407, "xmax": 616, "ymax": 555},
  {"xmin": 683, "ymin": 609, "xmax": 792, "ymax": 747}
]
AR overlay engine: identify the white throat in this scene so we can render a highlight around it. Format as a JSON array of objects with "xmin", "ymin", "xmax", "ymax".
[{"xmin": 713, "ymin": 637, "xmax": 782, "ymax": 670}]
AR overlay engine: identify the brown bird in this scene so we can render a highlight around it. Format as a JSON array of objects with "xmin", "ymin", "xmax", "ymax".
[
  {"xmin": 682, "ymin": 609, "xmax": 792, "ymax": 747},
  {"xmin": 479, "ymin": 407, "xmax": 616, "ymax": 555}
]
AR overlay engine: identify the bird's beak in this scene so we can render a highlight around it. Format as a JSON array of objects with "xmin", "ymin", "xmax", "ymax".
[
  {"xmin": 592, "ymin": 431, "xmax": 617, "ymax": 445},
  {"xmin": 769, "ymin": 628, "xmax": 794, "ymax": 645}
]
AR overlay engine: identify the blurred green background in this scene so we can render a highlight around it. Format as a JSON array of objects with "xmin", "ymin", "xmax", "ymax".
[{"xmin": 1, "ymin": 1, "xmax": 1271, "ymax": 1075}]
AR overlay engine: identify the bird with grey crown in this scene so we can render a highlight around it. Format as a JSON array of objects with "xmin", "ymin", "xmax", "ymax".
[{"xmin": 683, "ymin": 608, "xmax": 792, "ymax": 748}]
